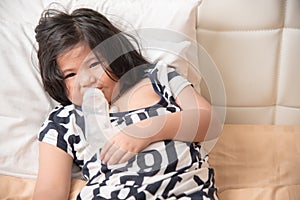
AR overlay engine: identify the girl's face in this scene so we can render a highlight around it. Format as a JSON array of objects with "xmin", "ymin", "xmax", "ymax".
[{"xmin": 57, "ymin": 43, "xmax": 119, "ymax": 105}]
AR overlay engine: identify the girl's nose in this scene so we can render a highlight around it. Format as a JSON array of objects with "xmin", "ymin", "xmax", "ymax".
[{"xmin": 79, "ymin": 71, "xmax": 97, "ymax": 87}]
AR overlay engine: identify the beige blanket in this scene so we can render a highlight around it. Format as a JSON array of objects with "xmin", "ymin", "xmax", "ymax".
[
  {"xmin": 210, "ymin": 125, "xmax": 300, "ymax": 200},
  {"xmin": 1, "ymin": 125, "xmax": 299, "ymax": 200},
  {"xmin": 0, "ymin": 175, "xmax": 85, "ymax": 200}
]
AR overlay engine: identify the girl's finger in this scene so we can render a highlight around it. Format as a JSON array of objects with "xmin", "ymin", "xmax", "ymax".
[
  {"xmin": 107, "ymin": 146, "xmax": 126, "ymax": 165},
  {"xmin": 100, "ymin": 140, "xmax": 113, "ymax": 160},
  {"xmin": 101, "ymin": 142, "xmax": 115, "ymax": 163},
  {"xmin": 118, "ymin": 151, "xmax": 136, "ymax": 164}
]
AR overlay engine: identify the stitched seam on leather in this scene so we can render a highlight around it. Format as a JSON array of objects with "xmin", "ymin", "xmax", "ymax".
[{"xmin": 273, "ymin": 0, "xmax": 288, "ymax": 125}]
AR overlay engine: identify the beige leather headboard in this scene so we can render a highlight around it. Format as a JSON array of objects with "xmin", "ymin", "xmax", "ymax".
[{"xmin": 196, "ymin": 0, "xmax": 300, "ymax": 125}]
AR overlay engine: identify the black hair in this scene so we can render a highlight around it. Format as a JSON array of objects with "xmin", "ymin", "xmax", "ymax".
[{"xmin": 35, "ymin": 8, "xmax": 150, "ymax": 105}]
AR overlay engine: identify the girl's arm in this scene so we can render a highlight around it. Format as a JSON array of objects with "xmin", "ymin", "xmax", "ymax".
[
  {"xmin": 151, "ymin": 84, "xmax": 211, "ymax": 143},
  {"xmin": 33, "ymin": 142, "xmax": 73, "ymax": 200},
  {"xmin": 119, "ymin": 85, "xmax": 211, "ymax": 143},
  {"xmin": 101, "ymin": 85, "xmax": 212, "ymax": 164}
]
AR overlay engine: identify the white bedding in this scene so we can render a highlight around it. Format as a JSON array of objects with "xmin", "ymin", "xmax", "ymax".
[{"xmin": 0, "ymin": 0, "xmax": 201, "ymax": 179}]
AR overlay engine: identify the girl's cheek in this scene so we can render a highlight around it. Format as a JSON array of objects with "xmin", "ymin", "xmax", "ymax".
[
  {"xmin": 65, "ymin": 79, "xmax": 75, "ymax": 100},
  {"xmin": 69, "ymin": 79, "xmax": 86, "ymax": 105}
]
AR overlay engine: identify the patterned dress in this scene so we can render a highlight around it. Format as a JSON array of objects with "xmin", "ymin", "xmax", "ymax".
[{"xmin": 39, "ymin": 62, "xmax": 218, "ymax": 199}]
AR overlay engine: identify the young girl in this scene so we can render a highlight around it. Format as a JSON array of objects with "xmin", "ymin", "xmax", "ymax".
[{"xmin": 33, "ymin": 8, "xmax": 218, "ymax": 200}]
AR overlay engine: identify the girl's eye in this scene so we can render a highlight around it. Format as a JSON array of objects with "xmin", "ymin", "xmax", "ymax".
[
  {"xmin": 64, "ymin": 73, "xmax": 76, "ymax": 79},
  {"xmin": 89, "ymin": 62, "xmax": 101, "ymax": 68}
]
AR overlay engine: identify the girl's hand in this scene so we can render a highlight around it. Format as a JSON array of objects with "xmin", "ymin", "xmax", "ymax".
[{"xmin": 100, "ymin": 131, "xmax": 152, "ymax": 165}]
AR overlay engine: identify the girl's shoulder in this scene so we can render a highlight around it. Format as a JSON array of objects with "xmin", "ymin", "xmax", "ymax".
[
  {"xmin": 148, "ymin": 61, "xmax": 182, "ymax": 81},
  {"xmin": 148, "ymin": 61, "xmax": 191, "ymax": 99},
  {"xmin": 148, "ymin": 61, "xmax": 174, "ymax": 73}
]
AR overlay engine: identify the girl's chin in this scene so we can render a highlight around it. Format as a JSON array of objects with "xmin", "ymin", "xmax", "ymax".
[{"xmin": 69, "ymin": 96, "xmax": 83, "ymax": 106}]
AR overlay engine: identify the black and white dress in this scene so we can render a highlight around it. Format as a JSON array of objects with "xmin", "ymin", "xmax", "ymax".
[{"xmin": 39, "ymin": 62, "xmax": 218, "ymax": 199}]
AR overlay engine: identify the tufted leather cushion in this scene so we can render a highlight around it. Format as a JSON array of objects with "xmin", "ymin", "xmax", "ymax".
[{"xmin": 196, "ymin": 0, "xmax": 300, "ymax": 125}]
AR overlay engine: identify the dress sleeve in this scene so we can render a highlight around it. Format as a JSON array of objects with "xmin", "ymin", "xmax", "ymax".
[
  {"xmin": 167, "ymin": 66, "xmax": 192, "ymax": 98},
  {"xmin": 153, "ymin": 61, "xmax": 192, "ymax": 98},
  {"xmin": 38, "ymin": 104, "xmax": 81, "ymax": 159}
]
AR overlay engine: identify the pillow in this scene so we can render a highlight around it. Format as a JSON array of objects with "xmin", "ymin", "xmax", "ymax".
[
  {"xmin": 73, "ymin": 0, "xmax": 202, "ymax": 87},
  {"xmin": 0, "ymin": 0, "xmax": 201, "ymax": 179},
  {"xmin": 0, "ymin": 13, "xmax": 58, "ymax": 178}
]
